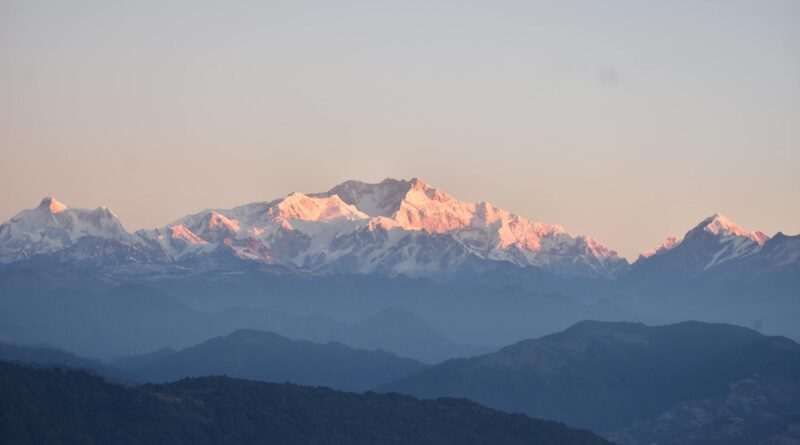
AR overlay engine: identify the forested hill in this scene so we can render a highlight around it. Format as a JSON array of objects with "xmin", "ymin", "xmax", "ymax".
[{"xmin": 0, "ymin": 362, "xmax": 611, "ymax": 445}]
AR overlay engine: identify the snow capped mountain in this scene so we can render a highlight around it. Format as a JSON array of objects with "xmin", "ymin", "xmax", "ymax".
[
  {"xmin": 136, "ymin": 225, "xmax": 216, "ymax": 260},
  {"xmin": 321, "ymin": 178, "xmax": 419, "ymax": 217},
  {"xmin": 697, "ymin": 213, "xmax": 769, "ymax": 244},
  {"xmin": 640, "ymin": 236, "xmax": 680, "ymax": 259},
  {"xmin": 0, "ymin": 197, "xmax": 144, "ymax": 263},
  {"xmin": 137, "ymin": 191, "xmax": 373, "ymax": 266},
  {"xmin": 275, "ymin": 193, "xmax": 368, "ymax": 222},
  {"xmin": 2, "ymin": 185, "xmax": 794, "ymax": 281},
  {"xmin": 687, "ymin": 213, "xmax": 769, "ymax": 269},
  {"xmin": 633, "ymin": 213, "xmax": 773, "ymax": 276},
  {"xmin": 314, "ymin": 178, "xmax": 626, "ymax": 276},
  {"xmin": 134, "ymin": 178, "xmax": 624, "ymax": 277}
]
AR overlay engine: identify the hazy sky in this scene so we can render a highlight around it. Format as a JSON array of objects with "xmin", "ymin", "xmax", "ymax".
[{"xmin": 1, "ymin": 0, "xmax": 798, "ymax": 259}]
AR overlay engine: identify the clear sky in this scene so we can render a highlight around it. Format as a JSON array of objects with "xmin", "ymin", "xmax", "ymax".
[{"xmin": 1, "ymin": 0, "xmax": 798, "ymax": 259}]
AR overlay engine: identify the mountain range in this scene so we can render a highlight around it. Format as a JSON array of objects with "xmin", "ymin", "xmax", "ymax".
[
  {"xmin": 3, "ymin": 320, "xmax": 797, "ymax": 444},
  {"xmin": 380, "ymin": 320, "xmax": 800, "ymax": 444},
  {"xmin": 1, "ymin": 178, "xmax": 796, "ymax": 283},
  {"xmin": 2, "ymin": 177, "xmax": 797, "ymax": 350}
]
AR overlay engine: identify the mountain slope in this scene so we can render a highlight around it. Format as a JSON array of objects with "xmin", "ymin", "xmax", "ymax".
[
  {"xmin": 379, "ymin": 320, "xmax": 800, "ymax": 443},
  {"xmin": 0, "ymin": 361, "xmax": 612, "ymax": 445},
  {"xmin": 114, "ymin": 329, "xmax": 428, "ymax": 391}
]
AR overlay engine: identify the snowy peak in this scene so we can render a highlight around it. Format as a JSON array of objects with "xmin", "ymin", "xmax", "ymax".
[
  {"xmin": 328, "ymin": 178, "xmax": 569, "ymax": 240},
  {"xmin": 328, "ymin": 178, "xmax": 544, "ymax": 234},
  {"xmin": 322, "ymin": 178, "xmax": 420, "ymax": 217},
  {"xmin": 270, "ymin": 193, "xmax": 368, "ymax": 222},
  {"xmin": 10, "ymin": 197, "xmax": 129, "ymax": 238},
  {"xmin": 690, "ymin": 213, "xmax": 769, "ymax": 245},
  {"xmin": 318, "ymin": 178, "xmax": 624, "ymax": 276},
  {"xmin": 392, "ymin": 183, "xmax": 475, "ymax": 233},
  {"xmin": 137, "ymin": 224, "xmax": 215, "ymax": 260},
  {"xmin": 2, "ymin": 185, "xmax": 793, "ymax": 279},
  {"xmin": 0, "ymin": 197, "xmax": 140, "ymax": 263},
  {"xmin": 633, "ymin": 213, "xmax": 775, "ymax": 274},
  {"xmin": 186, "ymin": 211, "xmax": 241, "ymax": 242},
  {"xmin": 321, "ymin": 177, "xmax": 449, "ymax": 220},
  {"xmin": 39, "ymin": 196, "xmax": 68, "ymax": 213},
  {"xmin": 640, "ymin": 236, "xmax": 681, "ymax": 258},
  {"xmin": 642, "ymin": 214, "xmax": 769, "ymax": 261}
]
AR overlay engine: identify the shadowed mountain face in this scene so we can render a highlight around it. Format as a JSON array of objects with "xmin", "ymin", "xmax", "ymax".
[
  {"xmin": 0, "ymin": 362, "xmax": 613, "ymax": 445},
  {"xmin": 114, "ymin": 329, "xmax": 428, "ymax": 392},
  {"xmin": 380, "ymin": 321, "xmax": 800, "ymax": 444}
]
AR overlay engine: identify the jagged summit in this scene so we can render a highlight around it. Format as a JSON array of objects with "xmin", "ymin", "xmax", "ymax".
[
  {"xmin": 278, "ymin": 178, "xmax": 625, "ymax": 275},
  {"xmin": 321, "ymin": 177, "xmax": 566, "ymax": 234},
  {"xmin": 688, "ymin": 213, "xmax": 769, "ymax": 245},
  {"xmin": 271, "ymin": 192, "xmax": 368, "ymax": 222},
  {"xmin": 640, "ymin": 236, "xmax": 680, "ymax": 258},
  {"xmin": 641, "ymin": 214, "xmax": 771, "ymax": 260},
  {"xmin": 38, "ymin": 196, "xmax": 68, "ymax": 213},
  {"xmin": 0, "ymin": 196, "xmax": 141, "ymax": 263},
  {"xmin": 320, "ymin": 178, "xmax": 423, "ymax": 217},
  {"xmin": 633, "ymin": 213, "xmax": 776, "ymax": 274}
]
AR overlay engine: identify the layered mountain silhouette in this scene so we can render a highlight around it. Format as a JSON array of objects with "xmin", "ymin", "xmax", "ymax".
[
  {"xmin": 0, "ymin": 285, "xmax": 461, "ymax": 362},
  {"xmin": 5, "ymin": 320, "xmax": 797, "ymax": 444},
  {"xmin": 114, "ymin": 329, "xmax": 427, "ymax": 391},
  {"xmin": 379, "ymin": 320, "xmax": 800, "ymax": 444},
  {"xmin": 0, "ymin": 276, "xmax": 630, "ymax": 360},
  {"xmin": 1, "ymin": 178, "xmax": 797, "ymax": 444},
  {"xmin": 0, "ymin": 341, "xmax": 125, "ymax": 380},
  {"xmin": 0, "ymin": 361, "xmax": 612, "ymax": 445}
]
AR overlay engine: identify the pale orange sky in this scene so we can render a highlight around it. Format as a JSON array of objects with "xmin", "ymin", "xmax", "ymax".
[{"xmin": 1, "ymin": 1, "xmax": 798, "ymax": 260}]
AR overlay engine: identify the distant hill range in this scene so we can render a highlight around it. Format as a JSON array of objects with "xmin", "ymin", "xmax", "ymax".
[
  {"xmin": 0, "ymin": 282, "xmax": 494, "ymax": 362},
  {"xmin": 3, "ymin": 320, "xmax": 798, "ymax": 445},
  {"xmin": 113, "ymin": 328, "xmax": 427, "ymax": 391},
  {"xmin": 380, "ymin": 320, "xmax": 800, "ymax": 444}
]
